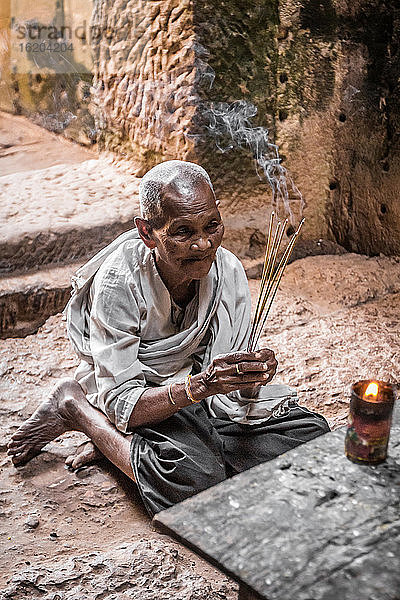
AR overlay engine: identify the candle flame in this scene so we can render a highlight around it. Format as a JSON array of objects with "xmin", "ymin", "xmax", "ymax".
[{"xmin": 364, "ymin": 382, "xmax": 379, "ymax": 398}]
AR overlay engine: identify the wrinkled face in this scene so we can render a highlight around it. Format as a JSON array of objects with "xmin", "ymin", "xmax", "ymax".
[{"xmin": 151, "ymin": 179, "xmax": 224, "ymax": 281}]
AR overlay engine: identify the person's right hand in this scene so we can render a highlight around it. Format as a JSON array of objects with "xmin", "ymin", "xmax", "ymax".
[{"xmin": 198, "ymin": 349, "xmax": 277, "ymax": 397}]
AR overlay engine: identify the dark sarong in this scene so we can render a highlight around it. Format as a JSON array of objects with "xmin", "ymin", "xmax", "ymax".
[{"xmin": 130, "ymin": 401, "xmax": 330, "ymax": 517}]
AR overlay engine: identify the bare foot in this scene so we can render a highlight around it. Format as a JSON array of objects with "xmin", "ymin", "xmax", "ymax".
[
  {"xmin": 65, "ymin": 440, "xmax": 103, "ymax": 470},
  {"xmin": 7, "ymin": 379, "xmax": 85, "ymax": 467}
]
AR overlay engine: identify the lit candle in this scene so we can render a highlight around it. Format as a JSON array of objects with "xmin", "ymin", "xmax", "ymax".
[
  {"xmin": 345, "ymin": 380, "xmax": 396, "ymax": 464},
  {"xmin": 364, "ymin": 381, "xmax": 379, "ymax": 402}
]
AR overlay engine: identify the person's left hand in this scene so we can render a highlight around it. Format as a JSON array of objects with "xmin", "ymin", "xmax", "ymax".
[{"xmin": 240, "ymin": 347, "xmax": 277, "ymax": 398}]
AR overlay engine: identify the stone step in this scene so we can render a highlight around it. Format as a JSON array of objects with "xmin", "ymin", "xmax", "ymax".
[
  {"xmin": 0, "ymin": 262, "xmax": 81, "ymax": 338},
  {"xmin": 0, "ymin": 219, "xmax": 135, "ymax": 275},
  {"xmin": 0, "ymin": 258, "xmax": 263, "ymax": 339},
  {"xmin": 2, "ymin": 140, "xmax": 340, "ymax": 279},
  {"xmin": 0, "ymin": 157, "xmax": 141, "ymax": 275},
  {"xmin": 0, "ymin": 152, "xmax": 307, "ymax": 276}
]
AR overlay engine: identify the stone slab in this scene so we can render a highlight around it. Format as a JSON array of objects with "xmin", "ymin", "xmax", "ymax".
[
  {"xmin": 154, "ymin": 408, "xmax": 400, "ymax": 599},
  {"xmin": 0, "ymin": 155, "xmax": 141, "ymax": 274}
]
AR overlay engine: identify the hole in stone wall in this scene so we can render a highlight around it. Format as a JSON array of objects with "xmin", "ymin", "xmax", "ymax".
[
  {"xmin": 286, "ymin": 225, "xmax": 295, "ymax": 237},
  {"xmin": 279, "ymin": 109, "xmax": 289, "ymax": 122},
  {"xmin": 279, "ymin": 73, "xmax": 288, "ymax": 83},
  {"xmin": 277, "ymin": 26, "xmax": 289, "ymax": 40},
  {"xmin": 329, "ymin": 181, "xmax": 338, "ymax": 190},
  {"xmin": 339, "ymin": 113, "xmax": 347, "ymax": 122},
  {"xmin": 382, "ymin": 161, "xmax": 389, "ymax": 172},
  {"xmin": 380, "ymin": 203, "xmax": 388, "ymax": 214}
]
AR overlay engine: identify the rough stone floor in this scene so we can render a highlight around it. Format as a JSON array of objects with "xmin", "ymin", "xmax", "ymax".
[{"xmin": 1, "ymin": 113, "xmax": 400, "ymax": 599}]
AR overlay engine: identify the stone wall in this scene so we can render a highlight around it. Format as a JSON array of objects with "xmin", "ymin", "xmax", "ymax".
[
  {"xmin": 90, "ymin": 0, "xmax": 199, "ymax": 173},
  {"xmin": 2, "ymin": 0, "xmax": 400, "ymax": 256},
  {"xmin": 91, "ymin": 0, "xmax": 292, "ymax": 257},
  {"xmin": 91, "ymin": 0, "xmax": 400, "ymax": 255},
  {"xmin": 276, "ymin": 0, "xmax": 400, "ymax": 255}
]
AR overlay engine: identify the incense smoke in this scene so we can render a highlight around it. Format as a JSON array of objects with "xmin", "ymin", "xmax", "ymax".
[
  {"xmin": 201, "ymin": 100, "xmax": 302, "ymax": 216},
  {"xmin": 194, "ymin": 51, "xmax": 302, "ymax": 218}
]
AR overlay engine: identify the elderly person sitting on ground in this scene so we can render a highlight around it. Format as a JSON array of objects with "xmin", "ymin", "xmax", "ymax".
[{"xmin": 8, "ymin": 160, "xmax": 329, "ymax": 517}]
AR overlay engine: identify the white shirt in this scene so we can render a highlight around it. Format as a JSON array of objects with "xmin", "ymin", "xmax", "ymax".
[{"xmin": 66, "ymin": 229, "xmax": 297, "ymax": 433}]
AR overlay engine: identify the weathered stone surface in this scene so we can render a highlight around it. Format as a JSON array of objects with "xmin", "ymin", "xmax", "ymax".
[
  {"xmin": 90, "ymin": 0, "xmax": 286, "ymax": 251},
  {"xmin": 90, "ymin": 0, "xmax": 199, "ymax": 171},
  {"xmin": 0, "ymin": 539, "xmax": 236, "ymax": 599},
  {"xmin": 0, "ymin": 285, "xmax": 70, "ymax": 339},
  {"xmin": 0, "ymin": 263, "xmax": 81, "ymax": 338},
  {"xmin": 0, "ymin": 155, "xmax": 141, "ymax": 274},
  {"xmin": 23, "ymin": 516, "xmax": 40, "ymax": 529},
  {"xmin": 276, "ymin": 0, "xmax": 400, "ymax": 255},
  {"xmin": 155, "ymin": 411, "xmax": 400, "ymax": 599},
  {"xmin": 90, "ymin": 0, "xmax": 400, "ymax": 255},
  {"xmin": 0, "ymin": 253, "xmax": 399, "ymax": 590},
  {"xmin": 0, "ymin": 113, "xmax": 295, "ymax": 283},
  {"xmin": 0, "ymin": 114, "xmax": 140, "ymax": 337},
  {"xmin": 4, "ymin": 1, "xmax": 400, "ymax": 256}
]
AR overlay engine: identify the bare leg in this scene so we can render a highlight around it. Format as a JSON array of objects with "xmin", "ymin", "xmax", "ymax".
[
  {"xmin": 7, "ymin": 379, "xmax": 135, "ymax": 481},
  {"xmin": 65, "ymin": 440, "xmax": 103, "ymax": 470}
]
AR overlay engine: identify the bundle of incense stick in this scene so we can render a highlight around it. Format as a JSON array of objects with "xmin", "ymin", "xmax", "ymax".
[{"xmin": 247, "ymin": 212, "xmax": 305, "ymax": 352}]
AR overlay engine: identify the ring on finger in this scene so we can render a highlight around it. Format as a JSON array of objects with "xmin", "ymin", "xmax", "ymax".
[{"xmin": 235, "ymin": 364, "xmax": 242, "ymax": 375}]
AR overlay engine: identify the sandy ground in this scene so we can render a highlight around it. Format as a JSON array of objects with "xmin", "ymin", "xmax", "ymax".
[
  {"xmin": 0, "ymin": 251, "xmax": 399, "ymax": 597},
  {"xmin": 0, "ymin": 312, "xmax": 237, "ymax": 598}
]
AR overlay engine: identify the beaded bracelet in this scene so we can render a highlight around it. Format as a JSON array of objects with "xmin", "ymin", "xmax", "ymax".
[{"xmin": 185, "ymin": 374, "xmax": 201, "ymax": 404}]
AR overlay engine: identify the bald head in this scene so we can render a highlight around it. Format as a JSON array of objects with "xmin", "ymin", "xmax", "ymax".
[{"xmin": 139, "ymin": 160, "xmax": 214, "ymax": 228}]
